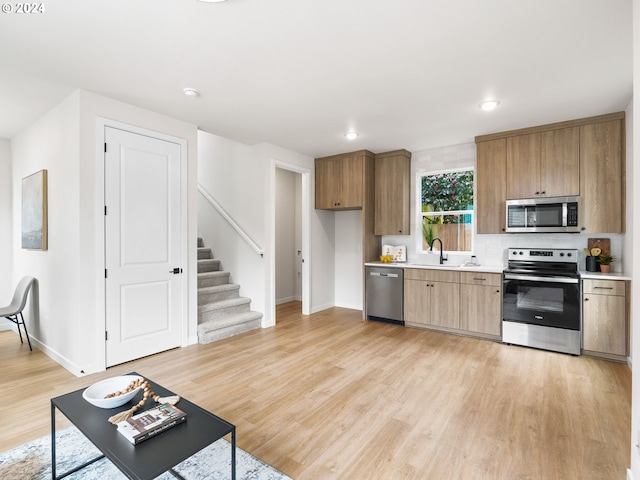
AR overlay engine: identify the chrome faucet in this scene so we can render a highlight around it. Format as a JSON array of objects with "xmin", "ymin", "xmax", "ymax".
[{"xmin": 430, "ymin": 237, "xmax": 447, "ymax": 264}]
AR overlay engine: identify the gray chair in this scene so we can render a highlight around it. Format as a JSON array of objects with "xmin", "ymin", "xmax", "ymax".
[{"xmin": 1, "ymin": 276, "xmax": 36, "ymax": 351}]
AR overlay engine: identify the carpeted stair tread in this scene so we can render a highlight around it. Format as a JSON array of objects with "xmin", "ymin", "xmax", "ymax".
[
  {"xmin": 198, "ymin": 283, "xmax": 241, "ymax": 304},
  {"xmin": 197, "ymin": 271, "xmax": 231, "ymax": 288},
  {"xmin": 197, "ymin": 310, "xmax": 263, "ymax": 331},
  {"xmin": 197, "ymin": 247, "xmax": 213, "ymax": 260},
  {"xmin": 199, "ymin": 283, "xmax": 240, "ymax": 294},
  {"xmin": 197, "ymin": 312, "xmax": 263, "ymax": 344},
  {"xmin": 198, "ymin": 296, "xmax": 251, "ymax": 314},
  {"xmin": 197, "ymin": 238, "xmax": 263, "ymax": 345},
  {"xmin": 198, "ymin": 258, "xmax": 222, "ymax": 273}
]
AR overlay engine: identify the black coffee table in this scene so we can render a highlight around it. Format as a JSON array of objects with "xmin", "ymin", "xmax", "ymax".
[{"xmin": 50, "ymin": 372, "xmax": 235, "ymax": 480}]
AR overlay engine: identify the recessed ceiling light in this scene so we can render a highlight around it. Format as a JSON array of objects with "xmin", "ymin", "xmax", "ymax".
[
  {"xmin": 345, "ymin": 132, "xmax": 359, "ymax": 140},
  {"xmin": 479, "ymin": 100, "xmax": 500, "ymax": 111},
  {"xmin": 197, "ymin": 0, "xmax": 228, "ymax": 3},
  {"xmin": 183, "ymin": 88, "xmax": 200, "ymax": 98}
]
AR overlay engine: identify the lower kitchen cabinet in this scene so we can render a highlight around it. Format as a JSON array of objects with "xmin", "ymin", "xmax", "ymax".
[
  {"xmin": 459, "ymin": 272, "xmax": 502, "ymax": 339},
  {"xmin": 582, "ymin": 279, "xmax": 628, "ymax": 359},
  {"xmin": 404, "ymin": 269, "xmax": 459, "ymax": 330}
]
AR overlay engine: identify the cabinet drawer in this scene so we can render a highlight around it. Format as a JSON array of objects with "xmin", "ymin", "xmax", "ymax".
[
  {"xmin": 583, "ymin": 279, "xmax": 625, "ymax": 296},
  {"xmin": 404, "ymin": 268, "xmax": 460, "ymax": 283},
  {"xmin": 459, "ymin": 272, "xmax": 502, "ymax": 287}
]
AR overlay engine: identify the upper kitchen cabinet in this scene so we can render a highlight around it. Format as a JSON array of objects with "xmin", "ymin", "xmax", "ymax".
[
  {"xmin": 476, "ymin": 111, "xmax": 625, "ymax": 234},
  {"xmin": 476, "ymin": 138, "xmax": 507, "ymax": 234},
  {"xmin": 315, "ymin": 150, "xmax": 375, "ymax": 210},
  {"xmin": 506, "ymin": 127, "xmax": 580, "ymax": 199},
  {"xmin": 580, "ymin": 118, "xmax": 625, "ymax": 233},
  {"xmin": 374, "ymin": 149, "xmax": 412, "ymax": 235}
]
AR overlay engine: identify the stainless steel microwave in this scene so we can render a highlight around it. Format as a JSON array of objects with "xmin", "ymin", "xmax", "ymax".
[{"xmin": 505, "ymin": 196, "xmax": 580, "ymax": 233}]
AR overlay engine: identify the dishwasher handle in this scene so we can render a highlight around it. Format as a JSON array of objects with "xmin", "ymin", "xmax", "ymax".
[{"xmin": 369, "ymin": 272, "xmax": 399, "ymax": 278}]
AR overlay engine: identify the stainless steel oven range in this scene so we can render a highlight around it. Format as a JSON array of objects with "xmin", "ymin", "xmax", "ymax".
[{"xmin": 502, "ymin": 248, "xmax": 581, "ymax": 355}]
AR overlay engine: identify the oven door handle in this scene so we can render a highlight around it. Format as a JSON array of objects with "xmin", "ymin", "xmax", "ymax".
[{"xmin": 504, "ymin": 273, "xmax": 579, "ymax": 284}]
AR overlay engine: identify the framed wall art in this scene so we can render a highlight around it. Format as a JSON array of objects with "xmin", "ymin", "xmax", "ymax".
[{"xmin": 22, "ymin": 169, "xmax": 48, "ymax": 250}]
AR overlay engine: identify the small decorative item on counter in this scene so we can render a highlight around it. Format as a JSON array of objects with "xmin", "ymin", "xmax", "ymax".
[
  {"xmin": 586, "ymin": 255, "xmax": 598, "ymax": 272},
  {"xmin": 381, "ymin": 245, "xmax": 406, "ymax": 262},
  {"xmin": 584, "ymin": 246, "xmax": 604, "ymax": 272},
  {"xmin": 380, "ymin": 255, "xmax": 393, "ymax": 263},
  {"xmin": 597, "ymin": 254, "xmax": 615, "ymax": 273}
]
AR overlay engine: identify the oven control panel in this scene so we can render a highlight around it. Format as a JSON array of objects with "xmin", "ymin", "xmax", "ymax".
[{"xmin": 508, "ymin": 248, "xmax": 578, "ymax": 263}]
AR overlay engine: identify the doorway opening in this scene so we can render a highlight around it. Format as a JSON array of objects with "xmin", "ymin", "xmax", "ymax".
[{"xmin": 271, "ymin": 160, "xmax": 310, "ymax": 324}]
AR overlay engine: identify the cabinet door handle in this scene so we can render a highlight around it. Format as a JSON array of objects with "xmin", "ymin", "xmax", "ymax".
[
  {"xmin": 594, "ymin": 287, "xmax": 614, "ymax": 290},
  {"xmin": 473, "ymin": 277, "xmax": 486, "ymax": 281}
]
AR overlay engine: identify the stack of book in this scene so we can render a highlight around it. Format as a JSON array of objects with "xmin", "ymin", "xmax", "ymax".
[{"xmin": 117, "ymin": 403, "xmax": 187, "ymax": 445}]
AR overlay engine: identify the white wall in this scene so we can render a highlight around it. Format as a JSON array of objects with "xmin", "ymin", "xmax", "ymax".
[
  {"xmin": 10, "ymin": 90, "xmax": 198, "ymax": 376},
  {"xmin": 197, "ymin": 131, "xmax": 267, "ymax": 325},
  {"xmin": 256, "ymin": 142, "xmax": 333, "ymax": 316},
  {"xmin": 0, "ymin": 139, "xmax": 13, "ymax": 324},
  {"xmin": 335, "ymin": 211, "xmax": 364, "ymax": 310},
  {"xmin": 629, "ymin": 2, "xmax": 639, "ymax": 478},
  {"xmin": 11, "ymin": 93, "xmax": 81, "ymax": 361}
]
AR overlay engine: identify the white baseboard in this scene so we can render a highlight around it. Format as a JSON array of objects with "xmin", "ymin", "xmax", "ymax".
[
  {"xmin": 628, "ymin": 468, "xmax": 635, "ymax": 480},
  {"xmin": 29, "ymin": 336, "xmax": 96, "ymax": 377},
  {"xmin": 335, "ymin": 303, "xmax": 363, "ymax": 311},
  {"xmin": 0, "ymin": 322, "xmax": 16, "ymax": 332},
  {"xmin": 310, "ymin": 302, "xmax": 334, "ymax": 314},
  {"xmin": 276, "ymin": 296, "xmax": 297, "ymax": 305}
]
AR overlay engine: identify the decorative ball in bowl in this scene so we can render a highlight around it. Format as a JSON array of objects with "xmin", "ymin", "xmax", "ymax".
[{"xmin": 82, "ymin": 375, "xmax": 143, "ymax": 409}]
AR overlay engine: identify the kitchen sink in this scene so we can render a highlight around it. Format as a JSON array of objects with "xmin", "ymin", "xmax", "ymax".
[{"xmin": 406, "ymin": 263, "xmax": 453, "ymax": 268}]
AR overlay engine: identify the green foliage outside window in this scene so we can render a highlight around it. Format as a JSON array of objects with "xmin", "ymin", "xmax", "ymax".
[
  {"xmin": 421, "ymin": 170, "xmax": 474, "ymax": 223},
  {"xmin": 419, "ymin": 169, "xmax": 474, "ymax": 252}
]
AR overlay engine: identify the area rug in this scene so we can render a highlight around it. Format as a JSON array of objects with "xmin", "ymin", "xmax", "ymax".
[{"xmin": 0, "ymin": 426, "xmax": 292, "ymax": 479}]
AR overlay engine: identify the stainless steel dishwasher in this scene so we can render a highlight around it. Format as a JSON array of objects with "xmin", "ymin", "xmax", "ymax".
[{"xmin": 365, "ymin": 266, "xmax": 404, "ymax": 325}]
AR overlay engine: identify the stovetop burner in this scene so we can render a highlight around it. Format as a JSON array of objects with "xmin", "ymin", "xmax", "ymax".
[{"xmin": 506, "ymin": 248, "xmax": 579, "ymax": 278}]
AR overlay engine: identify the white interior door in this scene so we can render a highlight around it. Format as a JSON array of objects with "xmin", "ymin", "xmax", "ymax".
[{"xmin": 105, "ymin": 127, "xmax": 182, "ymax": 367}]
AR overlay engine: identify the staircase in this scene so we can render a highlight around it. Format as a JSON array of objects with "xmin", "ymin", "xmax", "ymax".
[{"xmin": 197, "ymin": 238, "xmax": 263, "ymax": 344}]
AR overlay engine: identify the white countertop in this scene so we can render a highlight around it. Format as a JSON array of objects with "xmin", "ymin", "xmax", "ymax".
[
  {"xmin": 578, "ymin": 270, "xmax": 632, "ymax": 281},
  {"xmin": 364, "ymin": 261, "xmax": 505, "ymax": 274},
  {"xmin": 365, "ymin": 263, "xmax": 632, "ymax": 281}
]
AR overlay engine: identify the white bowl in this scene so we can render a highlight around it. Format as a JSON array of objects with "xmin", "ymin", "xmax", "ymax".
[{"xmin": 82, "ymin": 375, "xmax": 143, "ymax": 409}]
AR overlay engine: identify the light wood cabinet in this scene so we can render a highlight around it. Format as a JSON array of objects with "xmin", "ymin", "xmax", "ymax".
[
  {"xmin": 583, "ymin": 279, "xmax": 628, "ymax": 358},
  {"xmin": 374, "ymin": 150, "xmax": 411, "ymax": 235},
  {"xmin": 459, "ymin": 272, "xmax": 502, "ymax": 338},
  {"xmin": 404, "ymin": 269, "xmax": 460, "ymax": 330},
  {"xmin": 540, "ymin": 127, "xmax": 580, "ymax": 197},
  {"xmin": 315, "ymin": 151, "xmax": 373, "ymax": 210},
  {"xmin": 506, "ymin": 127, "xmax": 579, "ymax": 199},
  {"xmin": 315, "ymin": 150, "xmax": 379, "ymax": 319},
  {"xmin": 506, "ymin": 133, "xmax": 540, "ymax": 199},
  {"xmin": 475, "ymin": 112, "xmax": 624, "ymax": 234},
  {"xmin": 476, "ymin": 139, "xmax": 507, "ymax": 234},
  {"xmin": 580, "ymin": 119, "xmax": 625, "ymax": 233}
]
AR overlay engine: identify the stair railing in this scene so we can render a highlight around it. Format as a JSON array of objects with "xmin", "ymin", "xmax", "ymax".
[{"xmin": 198, "ymin": 184, "xmax": 264, "ymax": 257}]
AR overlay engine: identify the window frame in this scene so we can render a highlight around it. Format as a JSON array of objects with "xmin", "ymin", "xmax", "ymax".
[{"xmin": 415, "ymin": 166, "xmax": 475, "ymax": 254}]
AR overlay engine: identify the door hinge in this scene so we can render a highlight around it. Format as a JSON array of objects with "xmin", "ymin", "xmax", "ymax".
[
  {"xmin": 105, "ymin": 331, "xmax": 108, "ymax": 341},
  {"xmin": 105, "ymin": 269, "xmax": 108, "ymax": 278},
  {"xmin": 104, "ymin": 142, "xmax": 107, "ymax": 153},
  {"xmin": 104, "ymin": 205, "xmax": 107, "ymax": 215}
]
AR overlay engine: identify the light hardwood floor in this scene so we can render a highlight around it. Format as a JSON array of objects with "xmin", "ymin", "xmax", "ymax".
[{"xmin": 1, "ymin": 302, "xmax": 631, "ymax": 479}]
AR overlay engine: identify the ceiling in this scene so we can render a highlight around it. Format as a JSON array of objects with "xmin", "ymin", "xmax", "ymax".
[{"xmin": 0, "ymin": 0, "xmax": 632, "ymax": 158}]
